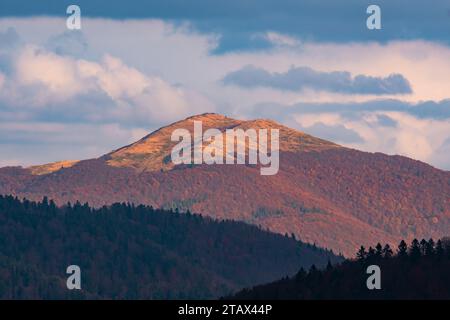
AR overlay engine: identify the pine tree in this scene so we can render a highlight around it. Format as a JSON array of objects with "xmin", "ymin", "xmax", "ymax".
[
  {"xmin": 442, "ymin": 237, "xmax": 450, "ymax": 253},
  {"xmin": 420, "ymin": 239, "xmax": 428, "ymax": 255},
  {"xmin": 295, "ymin": 267, "xmax": 307, "ymax": 282},
  {"xmin": 425, "ymin": 238, "xmax": 435, "ymax": 256},
  {"xmin": 365, "ymin": 247, "xmax": 376, "ymax": 262},
  {"xmin": 356, "ymin": 246, "xmax": 367, "ymax": 261},
  {"xmin": 326, "ymin": 260, "xmax": 333, "ymax": 272},
  {"xmin": 382, "ymin": 244, "xmax": 393, "ymax": 258},
  {"xmin": 410, "ymin": 239, "xmax": 421, "ymax": 260},
  {"xmin": 436, "ymin": 240, "xmax": 444, "ymax": 258},
  {"xmin": 397, "ymin": 240, "xmax": 408, "ymax": 257},
  {"xmin": 375, "ymin": 243, "xmax": 383, "ymax": 258}
]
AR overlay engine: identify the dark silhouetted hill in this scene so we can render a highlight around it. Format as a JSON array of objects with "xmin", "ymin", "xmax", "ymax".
[
  {"xmin": 0, "ymin": 195, "xmax": 340, "ymax": 299},
  {"xmin": 231, "ymin": 239, "xmax": 450, "ymax": 300}
]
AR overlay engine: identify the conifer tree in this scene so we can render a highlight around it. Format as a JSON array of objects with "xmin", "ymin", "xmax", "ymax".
[
  {"xmin": 397, "ymin": 240, "xmax": 408, "ymax": 257},
  {"xmin": 382, "ymin": 244, "xmax": 393, "ymax": 258},
  {"xmin": 375, "ymin": 243, "xmax": 383, "ymax": 258},
  {"xmin": 367, "ymin": 246, "xmax": 376, "ymax": 259},
  {"xmin": 425, "ymin": 239, "xmax": 435, "ymax": 256},
  {"xmin": 356, "ymin": 246, "xmax": 367, "ymax": 261},
  {"xmin": 326, "ymin": 260, "xmax": 333, "ymax": 272},
  {"xmin": 420, "ymin": 239, "xmax": 428, "ymax": 255},
  {"xmin": 410, "ymin": 239, "xmax": 421, "ymax": 260},
  {"xmin": 435, "ymin": 240, "xmax": 444, "ymax": 258}
]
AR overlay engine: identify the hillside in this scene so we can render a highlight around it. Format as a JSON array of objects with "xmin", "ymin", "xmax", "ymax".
[
  {"xmin": 231, "ymin": 238, "xmax": 450, "ymax": 300},
  {"xmin": 0, "ymin": 113, "xmax": 449, "ymax": 256},
  {"xmin": 0, "ymin": 195, "xmax": 339, "ymax": 299}
]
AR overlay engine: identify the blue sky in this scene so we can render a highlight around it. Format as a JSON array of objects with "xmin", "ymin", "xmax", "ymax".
[{"xmin": 0, "ymin": 1, "xmax": 449, "ymax": 170}]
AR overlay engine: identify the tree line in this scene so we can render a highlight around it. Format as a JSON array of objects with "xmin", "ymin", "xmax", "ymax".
[{"xmin": 232, "ymin": 238, "xmax": 450, "ymax": 299}]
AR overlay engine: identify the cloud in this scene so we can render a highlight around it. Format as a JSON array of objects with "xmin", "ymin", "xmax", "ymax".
[
  {"xmin": 298, "ymin": 111, "xmax": 450, "ymax": 168},
  {"xmin": 264, "ymin": 32, "xmax": 302, "ymax": 48},
  {"xmin": 0, "ymin": 45, "xmax": 214, "ymax": 126},
  {"xmin": 0, "ymin": 17, "xmax": 449, "ymax": 170},
  {"xmin": 1, "ymin": 0, "xmax": 450, "ymax": 53},
  {"xmin": 247, "ymin": 99, "xmax": 450, "ymax": 123},
  {"xmin": 223, "ymin": 65, "xmax": 412, "ymax": 95},
  {"xmin": 375, "ymin": 114, "xmax": 397, "ymax": 127},
  {"xmin": 45, "ymin": 30, "xmax": 88, "ymax": 57},
  {"xmin": 297, "ymin": 122, "xmax": 364, "ymax": 144},
  {"xmin": 0, "ymin": 27, "xmax": 19, "ymax": 48},
  {"xmin": 245, "ymin": 102, "xmax": 450, "ymax": 169},
  {"xmin": 3, "ymin": 19, "xmax": 450, "ymax": 104},
  {"xmin": 0, "ymin": 121, "xmax": 144, "ymax": 167}
]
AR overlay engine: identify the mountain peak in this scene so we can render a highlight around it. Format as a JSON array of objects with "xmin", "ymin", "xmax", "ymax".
[
  {"xmin": 21, "ymin": 114, "xmax": 340, "ymax": 175},
  {"xmin": 184, "ymin": 113, "xmax": 230, "ymax": 121},
  {"xmin": 106, "ymin": 113, "xmax": 340, "ymax": 172}
]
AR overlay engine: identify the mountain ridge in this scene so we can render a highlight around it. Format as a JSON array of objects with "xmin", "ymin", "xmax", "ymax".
[{"xmin": 105, "ymin": 113, "xmax": 339, "ymax": 173}]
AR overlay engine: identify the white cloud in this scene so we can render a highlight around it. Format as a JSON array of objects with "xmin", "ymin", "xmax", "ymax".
[
  {"xmin": 0, "ymin": 44, "xmax": 215, "ymax": 125},
  {"xmin": 13, "ymin": 45, "xmax": 88, "ymax": 105},
  {"xmin": 385, "ymin": 112, "xmax": 449, "ymax": 162}
]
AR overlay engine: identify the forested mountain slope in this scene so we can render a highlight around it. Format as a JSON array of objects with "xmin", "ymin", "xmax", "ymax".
[{"xmin": 0, "ymin": 195, "xmax": 339, "ymax": 299}]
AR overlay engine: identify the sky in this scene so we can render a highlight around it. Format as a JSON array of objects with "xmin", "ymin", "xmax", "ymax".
[{"xmin": 0, "ymin": 1, "xmax": 449, "ymax": 170}]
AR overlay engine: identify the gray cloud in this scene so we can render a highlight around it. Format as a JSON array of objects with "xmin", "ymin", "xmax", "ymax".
[
  {"xmin": 375, "ymin": 114, "xmax": 397, "ymax": 127},
  {"xmin": 0, "ymin": 53, "xmax": 13, "ymax": 74},
  {"xmin": 1, "ymin": 0, "xmax": 450, "ymax": 53},
  {"xmin": 296, "ymin": 123, "xmax": 364, "ymax": 144},
  {"xmin": 245, "ymin": 99, "xmax": 450, "ymax": 122},
  {"xmin": 223, "ymin": 65, "xmax": 412, "ymax": 95},
  {"xmin": 0, "ymin": 27, "xmax": 19, "ymax": 49},
  {"xmin": 45, "ymin": 31, "xmax": 89, "ymax": 57}
]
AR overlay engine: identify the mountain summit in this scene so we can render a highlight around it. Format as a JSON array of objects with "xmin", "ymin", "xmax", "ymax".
[
  {"xmin": 106, "ymin": 113, "xmax": 339, "ymax": 172},
  {"xmin": 0, "ymin": 114, "xmax": 449, "ymax": 255}
]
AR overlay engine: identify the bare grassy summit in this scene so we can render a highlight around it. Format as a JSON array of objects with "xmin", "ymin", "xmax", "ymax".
[{"xmin": 106, "ymin": 113, "xmax": 339, "ymax": 172}]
